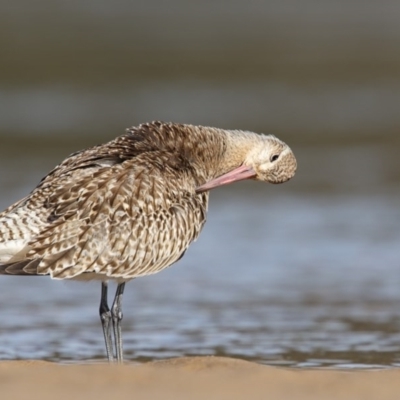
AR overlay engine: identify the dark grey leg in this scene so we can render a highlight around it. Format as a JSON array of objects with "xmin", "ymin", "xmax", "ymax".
[
  {"xmin": 111, "ymin": 282, "xmax": 126, "ymax": 363},
  {"xmin": 99, "ymin": 281, "xmax": 114, "ymax": 362}
]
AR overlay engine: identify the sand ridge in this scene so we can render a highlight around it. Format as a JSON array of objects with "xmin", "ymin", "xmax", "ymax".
[{"xmin": 0, "ymin": 356, "xmax": 399, "ymax": 400}]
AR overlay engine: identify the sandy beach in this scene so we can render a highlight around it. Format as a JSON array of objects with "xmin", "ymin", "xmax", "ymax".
[{"xmin": 1, "ymin": 356, "xmax": 399, "ymax": 400}]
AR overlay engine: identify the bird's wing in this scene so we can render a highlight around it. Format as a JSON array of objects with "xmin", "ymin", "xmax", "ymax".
[{"xmin": 1, "ymin": 155, "xmax": 207, "ymax": 280}]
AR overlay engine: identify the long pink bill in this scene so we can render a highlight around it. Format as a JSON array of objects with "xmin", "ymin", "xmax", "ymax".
[{"xmin": 195, "ymin": 165, "xmax": 257, "ymax": 193}]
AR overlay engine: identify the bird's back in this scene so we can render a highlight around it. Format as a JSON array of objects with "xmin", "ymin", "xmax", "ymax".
[{"xmin": 0, "ymin": 123, "xmax": 210, "ymax": 280}]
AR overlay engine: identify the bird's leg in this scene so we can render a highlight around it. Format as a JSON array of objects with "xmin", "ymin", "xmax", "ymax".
[
  {"xmin": 111, "ymin": 282, "xmax": 126, "ymax": 363},
  {"xmin": 99, "ymin": 281, "xmax": 114, "ymax": 362}
]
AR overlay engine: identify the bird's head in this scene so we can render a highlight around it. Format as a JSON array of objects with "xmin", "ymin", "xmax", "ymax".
[
  {"xmin": 196, "ymin": 135, "xmax": 297, "ymax": 193},
  {"xmin": 244, "ymin": 136, "xmax": 297, "ymax": 184}
]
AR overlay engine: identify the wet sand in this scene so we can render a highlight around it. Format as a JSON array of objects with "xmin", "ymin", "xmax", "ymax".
[{"xmin": 1, "ymin": 356, "xmax": 399, "ymax": 400}]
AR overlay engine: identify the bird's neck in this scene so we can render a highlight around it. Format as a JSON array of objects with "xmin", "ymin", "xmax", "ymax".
[
  {"xmin": 188, "ymin": 127, "xmax": 262, "ymax": 181},
  {"xmin": 214, "ymin": 129, "xmax": 260, "ymax": 176}
]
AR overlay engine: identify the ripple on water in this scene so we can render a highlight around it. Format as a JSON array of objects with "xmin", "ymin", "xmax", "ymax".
[{"xmin": 0, "ymin": 188, "xmax": 400, "ymax": 368}]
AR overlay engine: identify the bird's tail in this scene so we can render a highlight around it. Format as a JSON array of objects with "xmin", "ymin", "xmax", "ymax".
[{"xmin": 0, "ymin": 259, "xmax": 41, "ymax": 275}]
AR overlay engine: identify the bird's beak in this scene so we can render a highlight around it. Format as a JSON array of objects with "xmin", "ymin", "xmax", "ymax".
[{"xmin": 195, "ymin": 165, "xmax": 257, "ymax": 193}]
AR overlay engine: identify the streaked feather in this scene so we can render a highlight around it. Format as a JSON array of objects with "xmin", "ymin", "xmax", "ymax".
[{"xmin": 0, "ymin": 121, "xmax": 296, "ymax": 282}]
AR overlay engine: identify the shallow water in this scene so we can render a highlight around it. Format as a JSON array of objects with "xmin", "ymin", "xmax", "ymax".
[{"xmin": 0, "ymin": 144, "xmax": 399, "ymax": 368}]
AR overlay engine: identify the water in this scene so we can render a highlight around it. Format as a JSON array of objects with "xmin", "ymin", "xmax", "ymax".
[
  {"xmin": 0, "ymin": 144, "xmax": 399, "ymax": 368},
  {"xmin": 0, "ymin": 0, "xmax": 400, "ymax": 368}
]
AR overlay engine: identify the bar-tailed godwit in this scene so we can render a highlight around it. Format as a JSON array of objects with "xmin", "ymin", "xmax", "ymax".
[{"xmin": 0, "ymin": 122, "xmax": 297, "ymax": 362}]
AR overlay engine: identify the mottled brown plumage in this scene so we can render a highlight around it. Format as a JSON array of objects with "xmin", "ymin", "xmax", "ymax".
[{"xmin": 0, "ymin": 121, "xmax": 297, "ymax": 362}]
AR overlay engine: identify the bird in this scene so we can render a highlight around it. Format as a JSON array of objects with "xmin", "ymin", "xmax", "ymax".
[{"xmin": 0, "ymin": 121, "xmax": 297, "ymax": 363}]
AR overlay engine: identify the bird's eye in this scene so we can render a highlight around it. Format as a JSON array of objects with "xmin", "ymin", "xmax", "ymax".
[{"xmin": 270, "ymin": 154, "xmax": 280, "ymax": 162}]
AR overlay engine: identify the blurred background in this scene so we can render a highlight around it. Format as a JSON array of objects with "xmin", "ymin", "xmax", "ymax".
[{"xmin": 0, "ymin": 0, "xmax": 399, "ymax": 367}]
